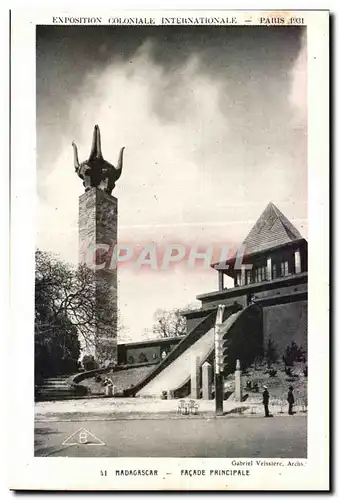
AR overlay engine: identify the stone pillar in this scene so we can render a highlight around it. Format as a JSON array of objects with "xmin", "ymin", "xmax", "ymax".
[
  {"xmin": 218, "ymin": 270, "xmax": 224, "ymax": 291},
  {"xmin": 79, "ymin": 188, "xmax": 118, "ymax": 365},
  {"xmin": 267, "ymin": 257, "xmax": 272, "ymax": 281},
  {"xmin": 235, "ymin": 359, "xmax": 242, "ymax": 402},
  {"xmin": 241, "ymin": 266, "xmax": 246, "ymax": 286},
  {"xmin": 191, "ymin": 356, "xmax": 201, "ymax": 399},
  {"xmin": 202, "ymin": 362, "xmax": 212, "ymax": 400},
  {"xmin": 295, "ymin": 248, "xmax": 301, "ymax": 274}
]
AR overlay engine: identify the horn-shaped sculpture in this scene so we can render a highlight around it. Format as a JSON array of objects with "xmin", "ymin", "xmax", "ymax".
[{"xmin": 72, "ymin": 125, "xmax": 125, "ymax": 196}]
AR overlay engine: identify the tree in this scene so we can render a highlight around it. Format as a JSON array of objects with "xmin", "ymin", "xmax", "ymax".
[
  {"xmin": 152, "ymin": 308, "xmax": 187, "ymax": 338},
  {"xmin": 35, "ymin": 249, "xmax": 118, "ymax": 376},
  {"xmin": 35, "ymin": 313, "xmax": 80, "ymax": 381}
]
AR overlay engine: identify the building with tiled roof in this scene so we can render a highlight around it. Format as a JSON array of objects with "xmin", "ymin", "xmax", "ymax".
[
  {"xmin": 243, "ymin": 202, "xmax": 303, "ymax": 254},
  {"xmin": 189, "ymin": 202, "xmax": 308, "ymax": 356},
  {"xmin": 212, "ymin": 202, "xmax": 307, "ymax": 292},
  {"xmin": 121, "ymin": 203, "xmax": 307, "ymax": 398}
]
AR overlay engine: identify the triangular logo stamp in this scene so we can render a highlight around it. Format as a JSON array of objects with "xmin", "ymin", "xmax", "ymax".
[{"xmin": 62, "ymin": 428, "xmax": 105, "ymax": 446}]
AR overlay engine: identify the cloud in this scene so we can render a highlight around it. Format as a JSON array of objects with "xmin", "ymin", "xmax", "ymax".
[
  {"xmin": 289, "ymin": 34, "xmax": 307, "ymax": 127},
  {"xmin": 38, "ymin": 41, "xmax": 234, "ymax": 253}
]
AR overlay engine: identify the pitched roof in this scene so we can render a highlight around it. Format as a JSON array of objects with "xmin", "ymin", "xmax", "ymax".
[{"xmin": 242, "ymin": 202, "xmax": 303, "ymax": 255}]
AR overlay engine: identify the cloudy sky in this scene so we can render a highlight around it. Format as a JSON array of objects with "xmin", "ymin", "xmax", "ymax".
[{"xmin": 36, "ymin": 25, "xmax": 307, "ymax": 341}]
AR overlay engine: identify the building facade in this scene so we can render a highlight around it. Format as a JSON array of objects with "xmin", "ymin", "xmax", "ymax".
[
  {"xmin": 115, "ymin": 202, "xmax": 307, "ymax": 397},
  {"xmin": 117, "ymin": 336, "xmax": 185, "ymax": 366},
  {"xmin": 187, "ymin": 202, "xmax": 308, "ymax": 355}
]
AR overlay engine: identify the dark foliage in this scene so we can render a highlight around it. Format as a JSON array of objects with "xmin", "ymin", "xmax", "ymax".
[
  {"xmin": 35, "ymin": 249, "xmax": 116, "ymax": 378},
  {"xmin": 265, "ymin": 337, "xmax": 278, "ymax": 368},
  {"xmin": 35, "ymin": 313, "xmax": 80, "ymax": 381},
  {"xmin": 283, "ymin": 341, "xmax": 306, "ymax": 367},
  {"xmin": 81, "ymin": 355, "xmax": 98, "ymax": 371}
]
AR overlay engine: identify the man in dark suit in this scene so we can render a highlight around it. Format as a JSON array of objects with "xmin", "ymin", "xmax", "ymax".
[
  {"xmin": 287, "ymin": 386, "xmax": 295, "ymax": 415},
  {"xmin": 263, "ymin": 385, "xmax": 270, "ymax": 417}
]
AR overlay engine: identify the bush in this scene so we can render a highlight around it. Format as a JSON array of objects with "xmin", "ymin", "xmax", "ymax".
[
  {"xmin": 252, "ymin": 382, "xmax": 259, "ymax": 392},
  {"xmin": 283, "ymin": 342, "xmax": 306, "ymax": 367},
  {"xmin": 82, "ymin": 355, "xmax": 97, "ymax": 371}
]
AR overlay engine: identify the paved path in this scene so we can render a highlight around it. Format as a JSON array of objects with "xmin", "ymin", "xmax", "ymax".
[
  {"xmin": 35, "ymin": 415, "xmax": 307, "ymax": 458},
  {"xmin": 35, "ymin": 397, "xmax": 228, "ymax": 415},
  {"xmin": 35, "ymin": 397, "xmax": 306, "ymax": 420}
]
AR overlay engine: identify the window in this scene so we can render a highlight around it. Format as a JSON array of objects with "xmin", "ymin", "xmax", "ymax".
[
  {"xmin": 246, "ymin": 270, "xmax": 252, "ymax": 285},
  {"xmin": 272, "ymin": 263, "xmax": 277, "ymax": 280},
  {"xmin": 255, "ymin": 266, "xmax": 266, "ymax": 282},
  {"xmin": 280, "ymin": 261, "xmax": 289, "ymax": 277},
  {"xmin": 139, "ymin": 352, "xmax": 148, "ymax": 363},
  {"xmin": 127, "ymin": 355, "xmax": 135, "ymax": 364}
]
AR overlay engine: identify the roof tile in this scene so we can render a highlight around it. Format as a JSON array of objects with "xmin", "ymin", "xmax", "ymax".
[{"xmin": 243, "ymin": 202, "xmax": 303, "ymax": 255}]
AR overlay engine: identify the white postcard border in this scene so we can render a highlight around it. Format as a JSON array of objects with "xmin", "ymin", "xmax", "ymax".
[{"xmin": 9, "ymin": 9, "xmax": 329, "ymax": 491}]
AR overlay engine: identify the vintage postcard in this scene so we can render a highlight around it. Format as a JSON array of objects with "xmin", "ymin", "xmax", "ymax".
[{"xmin": 10, "ymin": 9, "xmax": 329, "ymax": 491}]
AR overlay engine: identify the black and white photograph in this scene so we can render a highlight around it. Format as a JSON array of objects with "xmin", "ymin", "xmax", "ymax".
[{"xmin": 9, "ymin": 9, "xmax": 329, "ymax": 491}]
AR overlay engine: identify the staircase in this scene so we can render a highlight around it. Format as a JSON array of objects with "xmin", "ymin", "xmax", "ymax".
[
  {"xmin": 35, "ymin": 375, "xmax": 86, "ymax": 401},
  {"xmin": 137, "ymin": 309, "xmax": 243, "ymax": 397}
]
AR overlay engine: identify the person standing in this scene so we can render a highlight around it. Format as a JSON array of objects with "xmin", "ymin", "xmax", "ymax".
[
  {"xmin": 263, "ymin": 385, "xmax": 270, "ymax": 417},
  {"xmin": 287, "ymin": 386, "xmax": 295, "ymax": 415}
]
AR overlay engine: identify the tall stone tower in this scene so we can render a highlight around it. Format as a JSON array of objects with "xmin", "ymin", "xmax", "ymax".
[
  {"xmin": 79, "ymin": 188, "xmax": 118, "ymax": 364},
  {"xmin": 73, "ymin": 125, "xmax": 125, "ymax": 366}
]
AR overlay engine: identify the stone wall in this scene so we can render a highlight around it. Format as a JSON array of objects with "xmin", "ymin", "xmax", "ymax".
[{"xmin": 262, "ymin": 300, "xmax": 308, "ymax": 355}]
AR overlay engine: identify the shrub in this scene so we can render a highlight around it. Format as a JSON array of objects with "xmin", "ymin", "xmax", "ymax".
[
  {"xmin": 283, "ymin": 342, "xmax": 306, "ymax": 367},
  {"xmin": 252, "ymin": 382, "xmax": 259, "ymax": 392},
  {"xmin": 82, "ymin": 355, "xmax": 97, "ymax": 371}
]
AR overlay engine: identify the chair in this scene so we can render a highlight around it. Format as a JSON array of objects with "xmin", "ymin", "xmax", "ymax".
[
  {"xmin": 177, "ymin": 400, "xmax": 186, "ymax": 415},
  {"xmin": 188, "ymin": 400, "xmax": 199, "ymax": 415}
]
